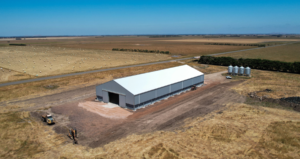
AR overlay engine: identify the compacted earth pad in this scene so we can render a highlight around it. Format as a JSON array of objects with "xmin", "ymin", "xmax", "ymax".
[{"xmin": 78, "ymin": 101, "xmax": 132, "ymax": 119}]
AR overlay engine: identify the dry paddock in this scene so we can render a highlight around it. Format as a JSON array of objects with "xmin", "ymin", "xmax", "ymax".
[{"xmin": 30, "ymin": 71, "xmax": 245, "ymax": 147}]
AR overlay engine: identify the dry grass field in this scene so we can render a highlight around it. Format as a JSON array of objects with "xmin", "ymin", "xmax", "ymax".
[
  {"xmin": 0, "ymin": 36, "xmax": 264, "ymax": 83},
  {"xmin": 162, "ymin": 38, "xmax": 300, "ymax": 44},
  {"xmin": 0, "ymin": 62, "xmax": 183, "ymax": 102},
  {"xmin": 0, "ymin": 36, "xmax": 88, "ymax": 41},
  {"xmin": 216, "ymin": 42, "xmax": 300, "ymax": 62},
  {"xmin": 0, "ymin": 46, "xmax": 171, "ymax": 80},
  {"xmin": 233, "ymin": 69, "xmax": 300, "ymax": 98},
  {"xmin": 0, "ymin": 68, "xmax": 33, "ymax": 82},
  {"xmin": 1, "ymin": 99, "xmax": 300, "ymax": 158},
  {"xmin": 0, "ymin": 37, "xmax": 256, "ymax": 57},
  {"xmin": 1, "ymin": 64, "xmax": 300, "ymax": 158},
  {"xmin": 0, "ymin": 60, "xmax": 227, "ymax": 103}
]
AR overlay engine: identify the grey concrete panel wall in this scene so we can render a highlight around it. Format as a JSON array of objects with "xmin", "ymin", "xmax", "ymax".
[
  {"xmin": 119, "ymin": 95, "xmax": 126, "ymax": 107},
  {"xmin": 171, "ymin": 82, "xmax": 182, "ymax": 92},
  {"xmin": 157, "ymin": 86, "xmax": 169, "ymax": 97},
  {"xmin": 183, "ymin": 78, "xmax": 194, "ymax": 88},
  {"xmin": 103, "ymin": 91, "xmax": 109, "ymax": 103},
  {"xmin": 140, "ymin": 90, "xmax": 156, "ymax": 103},
  {"xmin": 96, "ymin": 81, "xmax": 135, "ymax": 105}
]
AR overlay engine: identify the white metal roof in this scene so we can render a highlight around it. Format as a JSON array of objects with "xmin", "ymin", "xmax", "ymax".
[{"xmin": 114, "ymin": 65, "xmax": 203, "ymax": 95}]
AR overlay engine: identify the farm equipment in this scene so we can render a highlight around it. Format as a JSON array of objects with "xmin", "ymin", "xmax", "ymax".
[
  {"xmin": 68, "ymin": 128, "xmax": 78, "ymax": 144},
  {"xmin": 41, "ymin": 114, "xmax": 56, "ymax": 125},
  {"xmin": 191, "ymin": 85, "xmax": 197, "ymax": 91}
]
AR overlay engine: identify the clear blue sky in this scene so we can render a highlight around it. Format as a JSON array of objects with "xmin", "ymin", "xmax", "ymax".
[{"xmin": 1, "ymin": 0, "xmax": 299, "ymax": 36}]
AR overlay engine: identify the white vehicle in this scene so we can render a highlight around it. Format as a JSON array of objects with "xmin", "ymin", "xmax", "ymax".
[{"xmin": 226, "ymin": 76, "xmax": 232, "ymax": 79}]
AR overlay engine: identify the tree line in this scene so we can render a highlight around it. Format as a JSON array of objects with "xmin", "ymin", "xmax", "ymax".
[
  {"xmin": 198, "ymin": 56, "xmax": 300, "ymax": 73},
  {"xmin": 9, "ymin": 44, "xmax": 26, "ymax": 46},
  {"xmin": 204, "ymin": 43, "xmax": 266, "ymax": 47},
  {"xmin": 112, "ymin": 48, "xmax": 170, "ymax": 54}
]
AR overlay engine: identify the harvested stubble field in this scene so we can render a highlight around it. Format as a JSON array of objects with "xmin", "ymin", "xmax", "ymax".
[
  {"xmin": 216, "ymin": 42, "xmax": 300, "ymax": 62},
  {"xmin": 0, "ymin": 36, "xmax": 256, "ymax": 57},
  {"xmin": 0, "ymin": 60, "xmax": 227, "ymax": 103},
  {"xmin": 233, "ymin": 69, "xmax": 300, "ymax": 99},
  {"xmin": 1, "ymin": 82, "xmax": 300, "ymax": 158},
  {"xmin": 0, "ymin": 62, "xmax": 183, "ymax": 102},
  {"xmin": 0, "ymin": 65, "xmax": 300, "ymax": 158},
  {"xmin": 0, "ymin": 45, "xmax": 170, "ymax": 82},
  {"xmin": 0, "ymin": 67, "xmax": 33, "ymax": 82},
  {"xmin": 162, "ymin": 38, "xmax": 300, "ymax": 44}
]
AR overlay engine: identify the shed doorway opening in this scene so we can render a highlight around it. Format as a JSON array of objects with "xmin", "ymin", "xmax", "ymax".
[{"xmin": 109, "ymin": 92, "xmax": 119, "ymax": 105}]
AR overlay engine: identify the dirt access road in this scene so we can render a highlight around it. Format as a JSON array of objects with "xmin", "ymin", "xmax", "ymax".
[{"xmin": 30, "ymin": 71, "xmax": 244, "ymax": 148}]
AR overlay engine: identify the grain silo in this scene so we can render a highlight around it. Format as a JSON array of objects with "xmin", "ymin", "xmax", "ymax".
[
  {"xmin": 228, "ymin": 65, "xmax": 233, "ymax": 75},
  {"xmin": 245, "ymin": 67, "xmax": 251, "ymax": 76},
  {"xmin": 96, "ymin": 65, "xmax": 204, "ymax": 110},
  {"xmin": 233, "ymin": 66, "xmax": 239, "ymax": 75},
  {"xmin": 239, "ymin": 66, "xmax": 244, "ymax": 75}
]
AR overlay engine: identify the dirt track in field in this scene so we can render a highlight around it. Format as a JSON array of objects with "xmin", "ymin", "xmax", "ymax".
[{"xmin": 45, "ymin": 71, "xmax": 245, "ymax": 147}]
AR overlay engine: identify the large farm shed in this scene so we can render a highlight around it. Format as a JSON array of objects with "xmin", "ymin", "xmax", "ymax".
[{"xmin": 96, "ymin": 65, "xmax": 204, "ymax": 110}]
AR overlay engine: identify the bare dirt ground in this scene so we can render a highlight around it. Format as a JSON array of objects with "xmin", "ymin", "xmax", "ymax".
[{"xmin": 78, "ymin": 101, "xmax": 133, "ymax": 119}]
